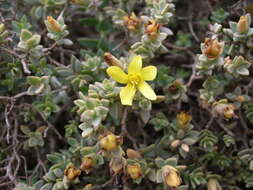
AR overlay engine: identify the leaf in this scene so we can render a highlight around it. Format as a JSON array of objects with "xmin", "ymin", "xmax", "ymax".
[
  {"xmin": 20, "ymin": 29, "xmax": 32, "ymax": 41},
  {"xmin": 109, "ymin": 102, "xmax": 122, "ymax": 125},
  {"xmin": 237, "ymin": 67, "xmax": 249, "ymax": 76},
  {"xmin": 140, "ymin": 110, "xmax": 151, "ymax": 124},
  {"xmin": 182, "ymin": 137, "xmax": 197, "ymax": 145},
  {"xmin": 155, "ymin": 157, "xmax": 165, "ymax": 168},
  {"xmin": 27, "ymin": 76, "xmax": 42, "ymax": 85},
  {"xmin": 20, "ymin": 125, "xmax": 31, "ymax": 135},
  {"xmin": 147, "ymin": 169, "xmax": 157, "ymax": 182},
  {"xmin": 164, "ymin": 157, "xmax": 178, "ymax": 166},
  {"xmin": 47, "ymin": 153, "xmax": 63, "ymax": 163},
  {"xmin": 81, "ymin": 127, "xmax": 94, "ymax": 138},
  {"xmin": 156, "ymin": 169, "xmax": 163, "ymax": 183},
  {"xmin": 67, "ymin": 137, "xmax": 79, "ymax": 147},
  {"xmin": 40, "ymin": 183, "xmax": 53, "ymax": 190},
  {"xmin": 27, "ymin": 84, "xmax": 45, "ymax": 95},
  {"xmin": 96, "ymin": 155, "xmax": 104, "ymax": 165},
  {"xmin": 250, "ymin": 160, "xmax": 253, "ymax": 171}
]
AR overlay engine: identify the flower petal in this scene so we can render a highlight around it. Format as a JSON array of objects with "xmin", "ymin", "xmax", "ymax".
[
  {"xmin": 120, "ymin": 84, "xmax": 136, "ymax": 106},
  {"xmin": 137, "ymin": 81, "xmax": 156, "ymax": 100},
  {"xmin": 128, "ymin": 55, "xmax": 142, "ymax": 74},
  {"xmin": 106, "ymin": 66, "xmax": 128, "ymax": 84},
  {"xmin": 141, "ymin": 66, "xmax": 157, "ymax": 81}
]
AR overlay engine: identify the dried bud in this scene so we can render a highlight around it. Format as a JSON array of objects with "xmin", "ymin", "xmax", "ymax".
[
  {"xmin": 127, "ymin": 163, "xmax": 142, "ymax": 180},
  {"xmin": 84, "ymin": 184, "xmax": 93, "ymax": 190},
  {"xmin": 224, "ymin": 56, "xmax": 232, "ymax": 65},
  {"xmin": 237, "ymin": 15, "xmax": 249, "ymax": 34},
  {"xmin": 223, "ymin": 104, "xmax": 235, "ymax": 119},
  {"xmin": 123, "ymin": 12, "xmax": 141, "ymax": 32},
  {"xmin": 235, "ymin": 95, "xmax": 245, "ymax": 102},
  {"xmin": 127, "ymin": 149, "xmax": 142, "ymax": 159},
  {"xmin": 213, "ymin": 102, "xmax": 236, "ymax": 119},
  {"xmin": 80, "ymin": 157, "xmax": 94, "ymax": 174},
  {"xmin": 207, "ymin": 178, "xmax": 223, "ymax": 190},
  {"xmin": 171, "ymin": 139, "xmax": 181, "ymax": 148},
  {"xmin": 181, "ymin": 143, "xmax": 190, "ymax": 152},
  {"xmin": 100, "ymin": 134, "xmax": 122, "ymax": 151},
  {"xmin": 47, "ymin": 16, "xmax": 63, "ymax": 33},
  {"xmin": 109, "ymin": 156, "xmax": 126, "ymax": 174},
  {"xmin": 162, "ymin": 165, "xmax": 181, "ymax": 188},
  {"xmin": 104, "ymin": 52, "xmax": 123, "ymax": 68},
  {"xmin": 64, "ymin": 165, "xmax": 81, "ymax": 181},
  {"xmin": 203, "ymin": 38, "xmax": 224, "ymax": 59},
  {"xmin": 153, "ymin": 95, "xmax": 165, "ymax": 103},
  {"xmin": 145, "ymin": 20, "xmax": 161, "ymax": 39},
  {"xmin": 177, "ymin": 112, "xmax": 192, "ymax": 128}
]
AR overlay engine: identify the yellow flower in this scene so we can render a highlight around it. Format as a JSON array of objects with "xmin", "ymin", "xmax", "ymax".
[
  {"xmin": 202, "ymin": 38, "xmax": 224, "ymax": 59},
  {"xmin": 145, "ymin": 20, "xmax": 161, "ymax": 39},
  {"xmin": 123, "ymin": 12, "xmax": 141, "ymax": 32},
  {"xmin": 162, "ymin": 165, "xmax": 182, "ymax": 188},
  {"xmin": 177, "ymin": 112, "xmax": 192, "ymax": 128},
  {"xmin": 106, "ymin": 55, "xmax": 157, "ymax": 105},
  {"xmin": 64, "ymin": 164, "xmax": 81, "ymax": 181},
  {"xmin": 127, "ymin": 163, "xmax": 142, "ymax": 180},
  {"xmin": 100, "ymin": 134, "xmax": 122, "ymax": 151}
]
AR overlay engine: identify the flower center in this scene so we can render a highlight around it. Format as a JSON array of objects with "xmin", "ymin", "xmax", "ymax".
[{"xmin": 128, "ymin": 73, "xmax": 141, "ymax": 86}]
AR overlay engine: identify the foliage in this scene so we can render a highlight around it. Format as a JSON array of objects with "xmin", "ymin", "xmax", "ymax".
[{"xmin": 1, "ymin": 0, "xmax": 253, "ymax": 190}]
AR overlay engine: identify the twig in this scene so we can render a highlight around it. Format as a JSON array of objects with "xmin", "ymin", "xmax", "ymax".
[
  {"xmin": 21, "ymin": 59, "xmax": 31, "ymax": 75},
  {"xmin": 93, "ymin": 175, "xmax": 116, "ymax": 189},
  {"xmin": 120, "ymin": 107, "xmax": 138, "ymax": 149},
  {"xmin": 188, "ymin": 16, "xmax": 200, "ymax": 42},
  {"xmin": 0, "ymin": 47, "xmax": 31, "ymax": 75}
]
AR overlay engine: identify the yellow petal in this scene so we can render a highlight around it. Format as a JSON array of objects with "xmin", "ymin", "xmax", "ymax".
[
  {"xmin": 128, "ymin": 55, "xmax": 142, "ymax": 74},
  {"xmin": 120, "ymin": 84, "xmax": 136, "ymax": 105},
  {"xmin": 106, "ymin": 66, "xmax": 128, "ymax": 84},
  {"xmin": 137, "ymin": 81, "xmax": 156, "ymax": 100},
  {"xmin": 141, "ymin": 66, "xmax": 157, "ymax": 81}
]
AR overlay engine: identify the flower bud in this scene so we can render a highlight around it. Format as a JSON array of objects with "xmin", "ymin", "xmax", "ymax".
[
  {"xmin": 46, "ymin": 16, "xmax": 63, "ymax": 33},
  {"xmin": 153, "ymin": 95, "xmax": 165, "ymax": 103},
  {"xmin": 100, "ymin": 134, "xmax": 122, "ymax": 151},
  {"xmin": 170, "ymin": 139, "xmax": 181, "ymax": 148},
  {"xmin": 202, "ymin": 38, "xmax": 224, "ymax": 59},
  {"xmin": 80, "ymin": 157, "xmax": 94, "ymax": 174},
  {"xmin": 181, "ymin": 143, "xmax": 190, "ymax": 152},
  {"xmin": 104, "ymin": 52, "xmax": 123, "ymax": 68},
  {"xmin": 109, "ymin": 156, "xmax": 126, "ymax": 174},
  {"xmin": 0, "ymin": 24, "xmax": 5, "ymax": 33},
  {"xmin": 127, "ymin": 163, "xmax": 142, "ymax": 180},
  {"xmin": 64, "ymin": 165, "xmax": 81, "ymax": 181},
  {"xmin": 162, "ymin": 165, "xmax": 181, "ymax": 188},
  {"xmin": 123, "ymin": 12, "xmax": 141, "ymax": 32},
  {"xmin": 126, "ymin": 149, "xmax": 142, "ymax": 159},
  {"xmin": 207, "ymin": 178, "xmax": 223, "ymax": 190},
  {"xmin": 237, "ymin": 15, "xmax": 249, "ymax": 34},
  {"xmin": 177, "ymin": 112, "xmax": 192, "ymax": 128}
]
